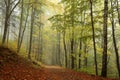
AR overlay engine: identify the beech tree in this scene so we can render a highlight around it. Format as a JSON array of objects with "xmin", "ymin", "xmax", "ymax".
[
  {"xmin": 17, "ymin": 0, "xmax": 24, "ymax": 53},
  {"xmin": 89, "ymin": 0, "xmax": 98, "ymax": 75},
  {"xmin": 101, "ymin": 0, "xmax": 108, "ymax": 77},
  {"xmin": 28, "ymin": 4, "xmax": 35, "ymax": 59},
  {"xmin": 2, "ymin": 0, "xmax": 20, "ymax": 45}
]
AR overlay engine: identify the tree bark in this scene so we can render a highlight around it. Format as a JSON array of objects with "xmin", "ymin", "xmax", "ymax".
[
  {"xmin": 84, "ymin": 43, "xmax": 87, "ymax": 67},
  {"xmin": 37, "ymin": 25, "xmax": 43, "ymax": 61},
  {"xmin": 63, "ymin": 9, "xmax": 67, "ymax": 67},
  {"xmin": 17, "ymin": 0, "xmax": 30, "ymax": 53},
  {"xmin": 101, "ymin": 0, "xmax": 108, "ymax": 77},
  {"xmin": 28, "ymin": 6, "xmax": 35, "ymax": 59},
  {"xmin": 17, "ymin": 0, "xmax": 24, "ymax": 52},
  {"xmin": 63, "ymin": 31, "xmax": 67, "ymax": 67},
  {"xmin": 71, "ymin": 0, "xmax": 75, "ymax": 69},
  {"xmin": 2, "ymin": 0, "xmax": 10, "ymax": 45},
  {"xmin": 90, "ymin": 0, "xmax": 98, "ymax": 75},
  {"xmin": 79, "ymin": 39, "xmax": 82, "ymax": 69},
  {"xmin": 57, "ymin": 32, "xmax": 61, "ymax": 65},
  {"xmin": 2, "ymin": 0, "xmax": 20, "ymax": 45},
  {"xmin": 71, "ymin": 30, "xmax": 74, "ymax": 69}
]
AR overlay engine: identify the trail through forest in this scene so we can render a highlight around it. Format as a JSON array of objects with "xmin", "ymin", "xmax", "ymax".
[{"xmin": 0, "ymin": 47, "xmax": 119, "ymax": 80}]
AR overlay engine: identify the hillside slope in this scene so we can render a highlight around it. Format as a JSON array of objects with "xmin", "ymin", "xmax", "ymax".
[{"xmin": 0, "ymin": 47, "xmax": 119, "ymax": 80}]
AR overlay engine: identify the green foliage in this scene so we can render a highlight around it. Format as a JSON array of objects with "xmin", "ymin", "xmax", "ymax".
[{"xmin": 79, "ymin": 67, "xmax": 96, "ymax": 75}]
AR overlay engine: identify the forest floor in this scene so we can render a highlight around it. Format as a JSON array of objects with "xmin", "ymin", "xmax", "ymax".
[{"xmin": 0, "ymin": 46, "xmax": 119, "ymax": 80}]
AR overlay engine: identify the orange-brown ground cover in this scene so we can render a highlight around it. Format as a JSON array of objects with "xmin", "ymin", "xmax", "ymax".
[{"xmin": 0, "ymin": 47, "xmax": 119, "ymax": 80}]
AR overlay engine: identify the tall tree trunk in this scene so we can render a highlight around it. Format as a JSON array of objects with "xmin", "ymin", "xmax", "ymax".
[
  {"xmin": 2, "ymin": 0, "xmax": 20, "ymax": 45},
  {"xmin": 17, "ymin": 0, "xmax": 24, "ymax": 52},
  {"xmin": 37, "ymin": 26, "xmax": 41, "ymax": 61},
  {"xmin": 37, "ymin": 25, "xmax": 43, "ymax": 61},
  {"xmin": 90, "ymin": 0, "xmax": 98, "ymax": 75},
  {"xmin": 2, "ymin": 0, "xmax": 10, "ymax": 45},
  {"xmin": 28, "ymin": 6, "xmax": 35, "ymax": 59},
  {"xmin": 6, "ymin": 20, "xmax": 10, "ymax": 45},
  {"xmin": 71, "ymin": 30, "xmax": 74, "ymax": 69},
  {"xmin": 110, "ymin": 0, "xmax": 120, "ymax": 77},
  {"xmin": 1, "ymin": 2, "xmax": 5, "ymax": 39},
  {"xmin": 84, "ymin": 43, "xmax": 87, "ymax": 67},
  {"xmin": 78, "ymin": 11, "xmax": 85, "ymax": 69},
  {"xmin": 101, "ymin": 0, "xmax": 108, "ymax": 77},
  {"xmin": 63, "ymin": 9, "xmax": 67, "ymax": 67},
  {"xmin": 78, "ymin": 39, "xmax": 82, "ymax": 69},
  {"xmin": 40, "ymin": 27, "xmax": 43, "ymax": 61},
  {"xmin": 63, "ymin": 31, "xmax": 67, "ymax": 67},
  {"xmin": 17, "ymin": 0, "xmax": 30, "ymax": 53},
  {"xmin": 71, "ymin": 0, "xmax": 75, "ymax": 69},
  {"xmin": 56, "ymin": 32, "xmax": 61, "ymax": 65},
  {"xmin": 58, "ymin": 32, "xmax": 61, "ymax": 65}
]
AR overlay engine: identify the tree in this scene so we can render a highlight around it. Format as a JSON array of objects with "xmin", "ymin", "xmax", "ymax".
[
  {"xmin": 89, "ymin": 0, "xmax": 98, "ymax": 75},
  {"xmin": 110, "ymin": 0, "xmax": 120, "ymax": 77},
  {"xmin": 0, "ymin": 0, "xmax": 5, "ymax": 39},
  {"xmin": 38, "ymin": 25, "xmax": 43, "ymax": 61},
  {"xmin": 101, "ymin": 0, "xmax": 108, "ymax": 77},
  {"xmin": 17, "ymin": 0, "xmax": 24, "ymax": 52},
  {"xmin": 70, "ymin": 0, "xmax": 75, "ymax": 69},
  {"xmin": 28, "ymin": 5, "xmax": 35, "ymax": 59},
  {"xmin": 63, "ymin": 10, "xmax": 67, "ymax": 67},
  {"xmin": 2, "ymin": 0, "xmax": 20, "ymax": 45},
  {"xmin": 63, "ymin": 31, "xmax": 67, "ymax": 67},
  {"xmin": 56, "ymin": 32, "xmax": 61, "ymax": 65},
  {"xmin": 17, "ymin": 0, "xmax": 30, "ymax": 53}
]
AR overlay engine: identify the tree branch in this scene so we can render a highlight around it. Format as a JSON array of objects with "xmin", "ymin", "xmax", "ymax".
[
  {"xmin": 10, "ymin": 0, "xmax": 16, "ymax": 5},
  {"xmin": 4, "ymin": 0, "xmax": 7, "ymax": 6},
  {"xmin": 8, "ymin": 0, "xmax": 21, "ymax": 18}
]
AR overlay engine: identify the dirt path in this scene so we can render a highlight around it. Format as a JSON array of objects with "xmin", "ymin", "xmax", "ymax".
[{"xmin": 0, "ymin": 47, "xmax": 119, "ymax": 80}]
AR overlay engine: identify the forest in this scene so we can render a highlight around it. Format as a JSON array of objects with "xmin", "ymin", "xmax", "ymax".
[{"xmin": 0, "ymin": 0, "xmax": 120, "ymax": 79}]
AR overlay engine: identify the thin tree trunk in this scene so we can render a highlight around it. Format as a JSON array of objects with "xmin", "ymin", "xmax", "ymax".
[
  {"xmin": 78, "ymin": 11, "xmax": 85, "ymax": 69},
  {"xmin": 2, "ymin": 0, "xmax": 10, "ymax": 45},
  {"xmin": 110, "ymin": 0, "xmax": 120, "ymax": 77},
  {"xmin": 37, "ymin": 26, "xmax": 41, "ymax": 61},
  {"xmin": 40, "ymin": 27, "xmax": 43, "ymax": 60},
  {"xmin": 63, "ymin": 9, "xmax": 67, "ymax": 67},
  {"xmin": 40, "ymin": 26, "xmax": 43, "ymax": 61},
  {"xmin": 28, "ymin": 6, "xmax": 35, "ymax": 59},
  {"xmin": 56, "ymin": 32, "xmax": 61, "ymax": 65},
  {"xmin": 63, "ymin": 31, "xmax": 67, "ymax": 67},
  {"xmin": 71, "ymin": 30, "xmax": 74, "ymax": 69},
  {"xmin": 71, "ymin": 0, "xmax": 75, "ymax": 69},
  {"xmin": 1, "ymin": 3, "xmax": 4, "ymax": 39},
  {"xmin": 37, "ymin": 25, "xmax": 42, "ymax": 61},
  {"xmin": 101, "ymin": 0, "xmax": 108, "ymax": 77},
  {"xmin": 90, "ymin": 0, "xmax": 98, "ymax": 75},
  {"xmin": 6, "ymin": 20, "xmax": 10, "ymax": 45},
  {"xmin": 58, "ymin": 32, "xmax": 61, "ymax": 66},
  {"xmin": 58, "ymin": 32, "xmax": 61, "ymax": 65},
  {"xmin": 2, "ymin": 0, "xmax": 20, "ymax": 45},
  {"xmin": 84, "ymin": 43, "xmax": 87, "ymax": 67},
  {"xmin": 17, "ymin": 0, "xmax": 24, "ymax": 52},
  {"xmin": 17, "ymin": 0, "xmax": 30, "ymax": 53},
  {"xmin": 78, "ymin": 39, "xmax": 82, "ymax": 69}
]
